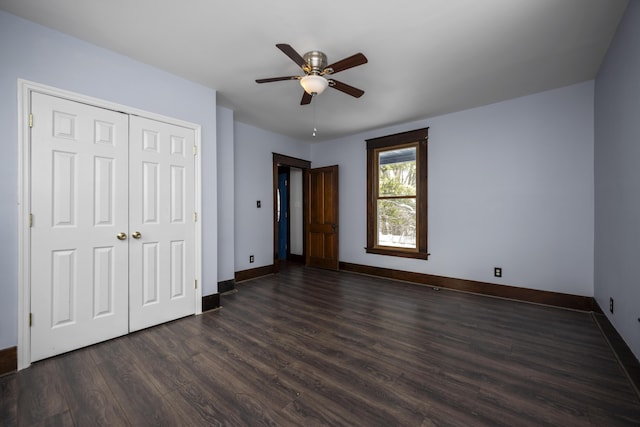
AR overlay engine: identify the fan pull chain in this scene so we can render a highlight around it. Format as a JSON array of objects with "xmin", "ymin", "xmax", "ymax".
[{"xmin": 312, "ymin": 96, "xmax": 318, "ymax": 138}]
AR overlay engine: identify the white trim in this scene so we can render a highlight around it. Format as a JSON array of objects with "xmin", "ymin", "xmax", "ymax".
[
  {"xmin": 17, "ymin": 79, "xmax": 203, "ymax": 369},
  {"xmin": 17, "ymin": 81, "xmax": 31, "ymax": 370},
  {"xmin": 194, "ymin": 127, "xmax": 203, "ymax": 314}
]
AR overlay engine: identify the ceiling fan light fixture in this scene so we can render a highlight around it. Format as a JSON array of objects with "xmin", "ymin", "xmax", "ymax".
[{"xmin": 300, "ymin": 75, "xmax": 328, "ymax": 95}]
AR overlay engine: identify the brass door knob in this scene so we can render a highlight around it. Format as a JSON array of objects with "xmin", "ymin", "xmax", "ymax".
[
  {"xmin": 116, "ymin": 232, "xmax": 127, "ymax": 240},
  {"xmin": 132, "ymin": 231, "xmax": 142, "ymax": 239}
]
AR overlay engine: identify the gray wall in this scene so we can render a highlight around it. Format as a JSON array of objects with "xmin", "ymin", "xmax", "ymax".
[
  {"xmin": 233, "ymin": 122, "xmax": 311, "ymax": 271},
  {"xmin": 0, "ymin": 11, "xmax": 218, "ymax": 350},
  {"xmin": 217, "ymin": 106, "xmax": 235, "ymax": 286},
  {"xmin": 594, "ymin": 1, "xmax": 640, "ymax": 360},
  {"xmin": 311, "ymin": 82, "xmax": 595, "ymax": 297}
]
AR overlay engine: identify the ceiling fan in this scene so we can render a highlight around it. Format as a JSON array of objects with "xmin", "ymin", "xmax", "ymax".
[{"xmin": 256, "ymin": 43, "xmax": 368, "ymax": 105}]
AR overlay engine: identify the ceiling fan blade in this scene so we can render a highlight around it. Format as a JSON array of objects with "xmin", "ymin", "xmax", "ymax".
[
  {"xmin": 276, "ymin": 43, "xmax": 306, "ymax": 69},
  {"xmin": 256, "ymin": 76, "xmax": 299, "ymax": 83},
  {"xmin": 301, "ymin": 91, "xmax": 313, "ymax": 105},
  {"xmin": 329, "ymin": 79, "xmax": 365, "ymax": 98},
  {"xmin": 325, "ymin": 53, "xmax": 368, "ymax": 74}
]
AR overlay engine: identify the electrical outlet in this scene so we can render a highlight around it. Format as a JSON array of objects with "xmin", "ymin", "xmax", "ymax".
[
  {"xmin": 494, "ymin": 267, "xmax": 502, "ymax": 278},
  {"xmin": 610, "ymin": 297, "xmax": 614, "ymax": 314},
  {"xmin": 250, "ymin": 255, "xmax": 254, "ymax": 263}
]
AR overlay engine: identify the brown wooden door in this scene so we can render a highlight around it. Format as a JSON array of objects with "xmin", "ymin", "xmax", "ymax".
[{"xmin": 306, "ymin": 165, "xmax": 339, "ymax": 270}]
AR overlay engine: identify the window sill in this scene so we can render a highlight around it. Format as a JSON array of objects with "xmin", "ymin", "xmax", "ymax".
[{"xmin": 365, "ymin": 247, "xmax": 429, "ymax": 260}]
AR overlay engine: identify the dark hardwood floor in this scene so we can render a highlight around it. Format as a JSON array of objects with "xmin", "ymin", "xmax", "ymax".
[{"xmin": 2, "ymin": 264, "xmax": 639, "ymax": 426}]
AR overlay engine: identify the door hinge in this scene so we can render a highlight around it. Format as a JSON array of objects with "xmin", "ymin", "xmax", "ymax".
[
  {"xmin": 29, "ymin": 313, "xmax": 33, "ymax": 327},
  {"xmin": 193, "ymin": 145, "xmax": 197, "ymax": 156},
  {"xmin": 29, "ymin": 213, "xmax": 33, "ymax": 227},
  {"xmin": 194, "ymin": 212, "xmax": 198, "ymax": 222},
  {"xmin": 194, "ymin": 279, "xmax": 198, "ymax": 289},
  {"xmin": 29, "ymin": 113, "xmax": 33, "ymax": 128}
]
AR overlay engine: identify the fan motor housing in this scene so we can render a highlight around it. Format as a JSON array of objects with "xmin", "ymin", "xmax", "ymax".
[{"xmin": 303, "ymin": 51, "xmax": 328, "ymax": 73}]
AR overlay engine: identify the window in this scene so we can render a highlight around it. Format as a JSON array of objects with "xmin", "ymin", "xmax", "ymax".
[{"xmin": 366, "ymin": 128, "xmax": 429, "ymax": 259}]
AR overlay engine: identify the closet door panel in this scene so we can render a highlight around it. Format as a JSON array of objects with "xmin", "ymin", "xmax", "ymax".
[
  {"xmin": 30, "ymin": 92, "xmax": 129, "ymax": 362},
  {"xmin": 129, "ymin": 116, "xmax": 196, "ymax": 331}
]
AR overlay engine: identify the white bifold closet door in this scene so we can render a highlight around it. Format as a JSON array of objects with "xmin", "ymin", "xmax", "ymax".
[{"xmin": 30, "ymin": 92, "xmax": 195, "ymax": 362}]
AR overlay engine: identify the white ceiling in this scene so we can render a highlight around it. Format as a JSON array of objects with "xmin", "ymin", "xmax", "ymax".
[{"xmin": 0, "ymin": 0, "xmax": 628, "ymax": 142}]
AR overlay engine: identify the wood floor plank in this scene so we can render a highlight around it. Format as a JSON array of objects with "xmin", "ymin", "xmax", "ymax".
[
  {"xmin": 2, "ymin": 264, "xmax": 640, "ymax": 426},
  {"xmin": 16, "ymin": 358, "xmax": 69, "ymax": 426},
  {"xmin": 96, "ymin": 356, "xmax": 187, "ymax": 426},
  {"xmin": 123, "ymin": 329, "xmax": 198, "ymax": 397},
  {"xmin": 29, "ymin": 410, "xmax": 75, "ymax": 427},
  {"xmin": 183, "ymin": 352, "xmax": 292, "ymax": 426},
  {"xmin": 169, "ymin": 381, "xmax": 236, "ymax": 426},
  {"xmin": 0, "ymin": 374, "xmax": 17, "ymax": 426},
  {"xmin": 54, "ymin": 348, "xmax": 129, "ymax": 426},
  {"xmin": 191, "ymin": 347, "xmax": 294, "ymax": 413},
  {"xmin": 218, "ymin": 302, "xmax": 444, "ymax": 424}
]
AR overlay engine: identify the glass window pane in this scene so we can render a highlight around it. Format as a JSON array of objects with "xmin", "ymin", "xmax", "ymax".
[
  {"xmin": 377, "ymin": 198, "xmax": 416, "ymax": 248},
  {"xmin": 378, "ymin": 147, "xmax": 416, "ymax": 197}
]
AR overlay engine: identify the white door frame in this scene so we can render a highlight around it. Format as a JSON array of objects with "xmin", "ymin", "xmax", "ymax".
[{"xmin": 17, "ymin": 79, "xmax": 203, "ymax": 370}]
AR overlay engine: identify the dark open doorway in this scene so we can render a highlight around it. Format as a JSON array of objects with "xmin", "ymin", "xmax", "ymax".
[
  {"xmin": 277, "ymin": 167, "xmax": 289, "ymax": 260},
  {"xmin": 273, "ymin": 153, "xmax": 311, "ymax": 272}
]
